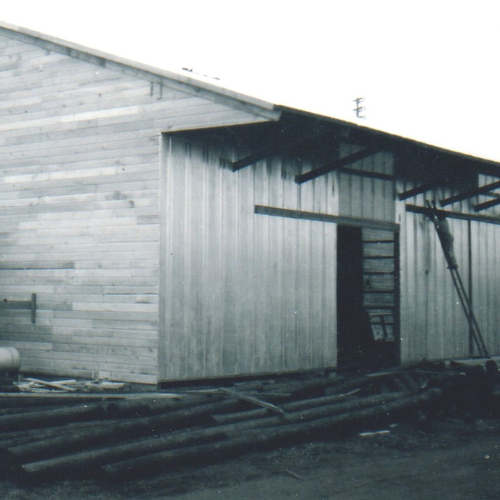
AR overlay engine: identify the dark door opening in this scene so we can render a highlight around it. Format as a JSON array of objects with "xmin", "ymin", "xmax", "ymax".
[
  {"xmin": 337, "ymin": 225, "xmax": 400, "ymax": 372},
  {"xmin": 337, "ymin": 226, "xmax": 371, "ymax": 371}
]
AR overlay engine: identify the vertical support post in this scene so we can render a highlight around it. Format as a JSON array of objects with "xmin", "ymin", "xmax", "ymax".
[
  {"xmin": 394, "ymin": 230, "xmax": 401, "ymax": 365},
  {"xmin": 468, "ymin": 221, "xmax": 473, "ymax": 357}
]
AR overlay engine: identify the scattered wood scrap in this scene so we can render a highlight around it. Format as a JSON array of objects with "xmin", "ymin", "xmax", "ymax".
[
  {"xmin": 0, "ymin": 362, "xmax": 497, "ymax": 483},
  {"xmin": 15, "ymin": 377, "xmax": 127, "ymax": 393},
  {"xmin": 16, "ymin": 378, "xmax": 78, "ymax": 392},
  {"xmin": 218, "ymin": 387, "xmax": 285, "ymax": 414}
]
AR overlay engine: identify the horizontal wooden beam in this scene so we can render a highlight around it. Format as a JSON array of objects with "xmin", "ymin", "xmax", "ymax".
[
  {"xmin": 295, "ymin": 148, "xmax": 377, "ymax": 184},
  {"xmin": 338, "ymin": 167, "xmax": 394, "ymax": 181},
  {"xmin": 406, "ymin": 204, "xmax": 500, "ymax": 226},
  {"xmin": 440, "ymin": 180, "xmax": 500, "ymax": 207},
  {"xmin": 255, "ymin": 205, "xmax": 399, "ymax": 232},
  {"xmin": 473, "ymin": 197, "xmax": 500, "ymax": 212}
]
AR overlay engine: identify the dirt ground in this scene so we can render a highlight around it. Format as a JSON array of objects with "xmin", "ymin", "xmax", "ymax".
[{"xmin": 2, "ymin": 417, "xmax": 500, "ymax": 500}]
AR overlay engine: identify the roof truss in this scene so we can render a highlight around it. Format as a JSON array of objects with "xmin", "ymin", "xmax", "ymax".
[
  {"xmin": 295, "ymin": 147, "xmax": 377, "ymax": 184},
  {"xmin": 440, "ymin": 179, "xmax": 500, "ymax": 207},
  {"xmin": 474, "ymin": 196, "xmax": 500, "ymax": 212},
  {"xmin": 231, "ymin": 138, "xmax": 321, "ymax": 172},
  {"xmin": 232, "ymin": 149, "xmax": 276, "ymax": 172},
  {"xmin": 196, "ymin": 114, "xmax": 500, "ymax": 215},
  {"xmin": 398, "ymin": 177, "xmax": 447, "ymax": 201}
]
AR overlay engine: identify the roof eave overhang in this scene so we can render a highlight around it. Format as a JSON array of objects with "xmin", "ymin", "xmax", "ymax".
[
  {"xmin": 0, "ymin": 20, "xmax": 281, "ymax": 122},
  {"xmin": 276, "ymin": 105, "xmax": 500, "ymax": 173}
]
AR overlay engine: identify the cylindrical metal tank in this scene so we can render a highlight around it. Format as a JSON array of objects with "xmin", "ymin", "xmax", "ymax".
[{"xmin": 0, "ymin": 347, "xmax": 21, "ymax": 374}]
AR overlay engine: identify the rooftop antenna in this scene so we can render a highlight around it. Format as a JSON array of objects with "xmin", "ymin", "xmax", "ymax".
[{"xmin": 353, "ymin": 97, "xmax": 366, "ymax": 119}]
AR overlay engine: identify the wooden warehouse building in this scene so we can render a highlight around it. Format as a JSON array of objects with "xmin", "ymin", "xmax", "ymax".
[{"xmin": 0, "ymin": 21, "xmax": 500, "ymax": 384}]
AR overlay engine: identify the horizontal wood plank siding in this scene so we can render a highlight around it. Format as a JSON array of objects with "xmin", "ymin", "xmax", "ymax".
[{"xmin": 0, "ymin": 32, "xmax": 270, "ymax": 383}]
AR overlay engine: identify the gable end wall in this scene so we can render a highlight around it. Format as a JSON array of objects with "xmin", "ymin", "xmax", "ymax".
[{"xmin": 0, "ymin": 32, "xmax": 269, "ymax": 383}]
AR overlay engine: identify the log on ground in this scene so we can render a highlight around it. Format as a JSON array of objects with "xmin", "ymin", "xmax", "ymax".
[
  {"xmin": 7, "ymin": 391, "xmax": 407, "ymax": 477},
  {"xmin": 1, "ymin": 396, "xmax": 240, "ymax": 470},
  {"xmin": 96, "ymin": 388, "xmax": 442, "ymax": 480}
]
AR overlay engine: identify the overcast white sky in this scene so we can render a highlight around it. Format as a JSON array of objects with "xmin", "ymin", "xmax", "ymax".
[{"xmin": 1, "ymin": 1, "xmax": 499, "ymax": 161}]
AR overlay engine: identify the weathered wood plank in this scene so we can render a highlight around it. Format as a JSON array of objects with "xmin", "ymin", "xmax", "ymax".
[
  {"xmin": 160, "ymin": 138, "xmax": 336, "ymax": 381},
  {"xmin": 0, "ymin": 28, "xmax": 273, "ymax": 384}
]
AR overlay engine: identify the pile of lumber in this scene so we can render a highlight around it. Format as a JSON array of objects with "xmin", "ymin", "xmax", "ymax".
[{"xmin": 0, "ymin": 364, "xmax": 495, "ymax": 483}]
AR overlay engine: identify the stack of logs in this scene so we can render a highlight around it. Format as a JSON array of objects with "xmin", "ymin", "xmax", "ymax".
[{"xmin": 0, "ymin": 363, "xmax": 495, "ymax": 483}]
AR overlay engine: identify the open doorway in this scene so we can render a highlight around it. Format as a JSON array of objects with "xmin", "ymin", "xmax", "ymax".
[{"xmin": 337, "ymin": 225, "xmax": 400, "ymax": 372}]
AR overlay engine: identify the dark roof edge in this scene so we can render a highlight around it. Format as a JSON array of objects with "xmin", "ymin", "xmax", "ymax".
[
  {"xmin": 277, "ymin": 105, "xmax": 500, "ymax": 169},
  {"xmin": 0, "ymin": 20, "xmax": 281, "ymax": 122}
]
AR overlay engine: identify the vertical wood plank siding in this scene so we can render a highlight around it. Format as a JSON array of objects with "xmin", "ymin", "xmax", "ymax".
[
  {"xmin": 396, "ymin": 181, "xmax": 500, "ymax": 363},
  {"xmin": 4, "ymin": 29, "xmax": 500, "ymax": 382},
  {"xmin": 160, "ymin": 137, "xmax": 337, "ymax": 380},
  {"xmin": 338, "ymin": 143, "xmax": 395, "ymax": 222},
  {"xmin": 471, "ymin": 222, "xmax": 500, "ymax": 354},
  {"xmin": 0, "ymin": 33, "xmax": 269, "ymax": 383}
]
